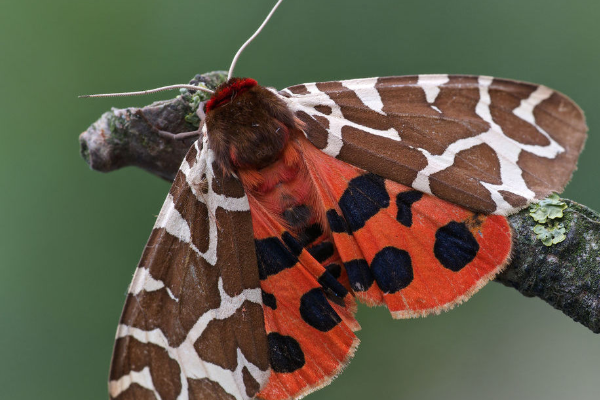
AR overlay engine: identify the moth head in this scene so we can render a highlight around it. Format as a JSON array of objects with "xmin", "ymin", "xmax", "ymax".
[{"xmin": 204, "ymin": 77, "xmax": 298, "ymax": 173}]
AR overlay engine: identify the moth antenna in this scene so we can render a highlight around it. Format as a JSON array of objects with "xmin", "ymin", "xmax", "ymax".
[
  {"xmin": 80, "ymin": 84, "xmax": 214, "ymax": 98},
  {"xmin": 228, "ymin": 0, "xmax": 284, "ymax": 80}
]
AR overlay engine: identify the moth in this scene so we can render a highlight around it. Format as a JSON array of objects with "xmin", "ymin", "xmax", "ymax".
[{"xmin": 94, "ymin": 1, "xmax": 587, "ymax": 399}]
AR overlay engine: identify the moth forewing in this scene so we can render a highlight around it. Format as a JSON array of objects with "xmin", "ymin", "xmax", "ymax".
[
  {"xmin": 109, "ymin": 137, "xmax": 270, "ymax": 400},
  {"xmin": 281, "ymin": 75, "xmax": 586, "ymax": 215}
]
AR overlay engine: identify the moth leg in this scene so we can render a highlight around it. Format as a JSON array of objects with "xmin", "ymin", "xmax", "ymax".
[
  {"xmin": 134, "ymin": 109, "xmax": 202, "ymax": 140},
  {"xmin": 154, "ymin": 128, "xmax": 201, "ymax": 140}
]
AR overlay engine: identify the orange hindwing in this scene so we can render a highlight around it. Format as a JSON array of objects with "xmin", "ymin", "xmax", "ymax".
[{"xmin": 238, "ymin": 135, "xmax": 512, "ymax": 399}]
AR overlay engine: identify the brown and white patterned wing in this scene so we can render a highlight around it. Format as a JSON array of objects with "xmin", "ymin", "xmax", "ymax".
[
  {"xmin": 280, "ymin": 75, "xmax": 587, "ymax": 215},
  {"xmin": 109, "ymin": 135, "xmax": 270, "ymax": 400}
]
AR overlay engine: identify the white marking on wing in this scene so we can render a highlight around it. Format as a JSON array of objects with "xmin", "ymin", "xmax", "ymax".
[
  {"xmin": 128, "ymin": 267, "xmax": 164, "ymax": 295},
  {"xmin": 166, "ymin": 287, "xmax": 180, "ymax": 302},
  {"xmin": 418, "ymin": 74, "xmax": 449, "ymax": 105},
  {"xmin": 155, "ymin": 193, "xmax": 191, "ymax": 243},
  {"xmin": 114, "ymin": 277, "xmax": 265, "ymax": 400},
  {"xmin": 115, "ymin": 325, "xmax": 170, "ymax": 347},
  {"xmin": 109, "ymin": 367, "xmax": 161, "ymax": 399},
  {"xmin": 185, "ymin": 279, "xmax": 262, "ymax": 344},
  {"xmin": 513, "ymin": 85, "xmax": 552, "ymax": 121},
  {"xmin": 341, "ymin": 77, "xmax": 385, "ymax": 115},
  {"xmin": 512, "ymin": 85, "xmax": 565, "ymax": 157},
  {"xmin": 282, "ymin": 79, "xmax": 399, "ymax": 157},
  {"xmin": 232, "ymin": 348, "xmax": 271, "ymax": 396}
]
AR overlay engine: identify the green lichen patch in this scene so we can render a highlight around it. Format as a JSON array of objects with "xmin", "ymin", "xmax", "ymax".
[
  {"xmin": 181, "ymin": 71, "xmax": 228, "ymax": 128},
  {"xmin": 529, "ymin": 194, "xmax": 569, "ymax": 246},
  {"xmin": 533, "ymin": 221, "xmax": 567, "ymax": 246},
  {"xmin": 183, "ymin": 92, "xmax": 203, "ymax": 127},
  {"xmin": 529, "ymin": 193, "xmax": 568, "ymax": 223}
]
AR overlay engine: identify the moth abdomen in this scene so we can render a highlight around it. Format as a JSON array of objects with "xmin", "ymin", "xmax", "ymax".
[{"xmin": 239, "ymin": 135, "xmax": 324, "ymax": 236}]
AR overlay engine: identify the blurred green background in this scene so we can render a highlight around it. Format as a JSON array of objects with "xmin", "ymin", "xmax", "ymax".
[{"xmin": 1, "ymin": 0, "xmax": 599, "ymax": 399}]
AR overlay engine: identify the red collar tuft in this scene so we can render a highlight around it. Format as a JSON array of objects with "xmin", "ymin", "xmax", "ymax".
[{"xmin": 205, "ymin": 78, "xmax": 258, "ymax": 113}]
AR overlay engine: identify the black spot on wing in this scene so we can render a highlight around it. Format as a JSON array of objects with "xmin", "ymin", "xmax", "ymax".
[
  {"xmin": 281, "ymin": 231, "xmax": 303, "ymax": 257},
  {"xmin": 344, "ymin": 259, "xmax": 374, "ymax": 292},
  {"xmin": 298, "ymin": 223, "xmax": 324, "ymax": 246},
  {"xmin": 371, "ymin": 247, "xmax": 413, "ymax": 293},
  {"xmin": 327, "ymin": 209, "xmax": 349, "ymax": 233},
  {"xmin": 325, "ymin": 263, "xmax": 342, "ymax": 279},
  {"xmin": 338, "ymin": 173, "xmax": 390, "ymax": 232},
  {"xmin": 262, "ymin": 290, "xmax": 277, "ymax": 310},
  {"xmin": 267, "ymin": 333, "xmax": 305, "ymax": 373},
  {"xmin": 299, "ymin": 288, "xmax": 342, "ymax": 332},
  {"xmin": 255, "ymin": 237, "xmax": 298, "ymax": 279},
  {"xmin": 396, "ymin": 190, "xmax": 423, "ymax": 227},
  {"xmin": 317, "ymin": 272, "xmax": 348, "ymax": 299},
  {"xmin": 434, "ymin": 222, "xmax": 479, "ymax": 272},
  {"xmin": 308, "ymin": 241, "xmax": 334, "ymax": 262},
  {"xmin": 283, "ymin": 205, "xmax": 312, "ymax": 228}
]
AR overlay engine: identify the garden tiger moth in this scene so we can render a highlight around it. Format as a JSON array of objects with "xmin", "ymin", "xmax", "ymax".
[{"xmin": 88, "ymin": 1, "xmax": 588, "ymax": 399}]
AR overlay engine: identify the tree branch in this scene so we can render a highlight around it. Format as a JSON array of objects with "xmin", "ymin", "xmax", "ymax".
[
  {"xmin": 80, "ymin": 71, "xmax": 600, "ymax": 334},
  {"xmin": 79, "ymin": 71, "xmax": 226, "ymax": 181},
  {"xmin": 500, "ymin": 203, "xmax": 600, "ymax": 332}
]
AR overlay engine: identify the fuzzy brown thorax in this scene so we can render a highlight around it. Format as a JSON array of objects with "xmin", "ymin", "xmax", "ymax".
[{"xmin": 205, "ymin": 78, "xmax": 298, "ymax": 173}]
